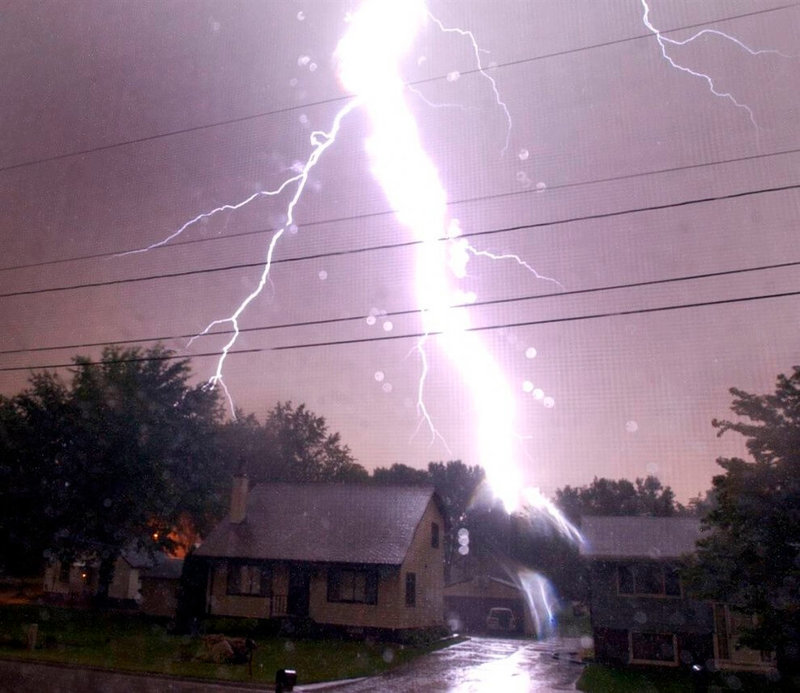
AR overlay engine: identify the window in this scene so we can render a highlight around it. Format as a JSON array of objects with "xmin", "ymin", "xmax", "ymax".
[
  {"xmin": 617, "ymin": 563, "xmax": 681, "ymax": 597},
  {"xmin": 431, "ymin": 522, "xmax": 440, "ymax": 548},
  {"xmin": 327, "ymin": 568, "xmax": 378, "ymax": 604},
  {"xmin": 630, "ymin": 631, "xmax": 677, "ymax": 665},
  {"xmin": 227, "ymin": 563, "xmax": 271, "ymax": 596},
  {"xmin": 405, "ymin": 572, "xmax": 416, "ymax": 607},
  {"xmin": 58, "ymin": 562, "xmax": 70, "ymax": 584}
]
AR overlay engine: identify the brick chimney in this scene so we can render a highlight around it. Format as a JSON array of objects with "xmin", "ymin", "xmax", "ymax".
[{"xmin": 230, "ymin": 474, "xmax": 249, "ymax": 524}]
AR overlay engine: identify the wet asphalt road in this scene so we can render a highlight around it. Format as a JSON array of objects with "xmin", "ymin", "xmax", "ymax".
[
  {"xmin": 332, "ymin": 637, "xmax": 584, "ymax": 692},
  {"xmin": 0, "ymin": 637, "xmax": 583, "ymax": 692}
]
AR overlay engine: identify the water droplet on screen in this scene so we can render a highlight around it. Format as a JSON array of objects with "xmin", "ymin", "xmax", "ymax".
[
  {"xmin": 522, "ymin": 381, "xmax": 534, "ymax": 393},
  {"xmin": 543, "ymin": 396, "xmax": 555, "ymax": 408},
  {"xmin": 446, "ymin": 70, "xmax": 460, "ymax": 82},
  {"xmin": 374, "ymin": 371, "xmax": 384, "ymax": 382},
  {"xmin": 525, "ymin": 347, "xmax": 537, "ymax": 359},
  {"xmin": 518, "ymin": 148, "xmax": 529, "ymax": 160},
  {"xmin": 318, "ymin": 270, "xmax": 327, "ymax": 280}
]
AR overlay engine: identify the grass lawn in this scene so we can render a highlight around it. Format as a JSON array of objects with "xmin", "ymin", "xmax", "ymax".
[
  {"xmin": 0, "ymin": 605, "xmax": 452, "ymax": 685},
  {"xmin": 577, "ymin": 663, "xmax": 782, "ymax": 692}
]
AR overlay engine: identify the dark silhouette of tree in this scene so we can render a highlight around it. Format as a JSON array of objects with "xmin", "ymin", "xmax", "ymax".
[
  {"xmin": 687, "ymin": 367, "xmax": 800, "ymax": 686},
  {"xmin": 223, "ymin": 402, "xmax": 367, "ymax": 483},
  {"xmin": 554, "ymin": 475, "xmax": 679, "ymax": 523},
  {"xmin": 372, "ymin": 462, "xmax": 430, "ymax": 485},
  {"xmin": 0, "ymin": 346, "xmax": 226, "ymax": 592}
]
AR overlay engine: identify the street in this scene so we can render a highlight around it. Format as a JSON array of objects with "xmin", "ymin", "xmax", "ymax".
[
  {"xmin": 332, "ymin": 637, "xmax": 584, "ymax": 692},
  {"xmin": 0, "ymin": 637, "xmax": 583, "ymax": 692}
]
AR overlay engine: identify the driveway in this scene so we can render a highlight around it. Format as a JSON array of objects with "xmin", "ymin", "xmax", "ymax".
[{"xmin": 328, "ymin": 637, "xmax": 584, "ymax": 692}]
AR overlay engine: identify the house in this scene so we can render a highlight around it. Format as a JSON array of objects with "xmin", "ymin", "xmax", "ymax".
[
  {"xmin": 192, "ymin": 478, "xmax": 447, "ymax": 634},
  {"xmin": 44, "ymin": 547, "xmax": 183, "ymax": 615},
  {"xmin": 581, "ymin": 516, "xmax": 775, "ymax": 672}
]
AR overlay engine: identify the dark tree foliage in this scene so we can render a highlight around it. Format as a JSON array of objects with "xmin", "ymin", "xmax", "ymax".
[
  {"xmin": 222, "ymin": 402, "xmax": 368, "ymax": 483},
  {"xmin": 372, "ymin": 462, "xmax": 430, "ymax": 485},
  {"xmin": 554, "ymin": 475, "xmax": 679, "ymax": 523},
  {"xmin": 688, "ymin": 367, "xmax": 800, "ymax": 685},
  {"xmin": 0, "ymin": 346, "xmax": 227, "ymax": 587}
]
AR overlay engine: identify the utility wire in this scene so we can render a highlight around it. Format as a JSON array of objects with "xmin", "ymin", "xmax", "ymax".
[
  {"xmin": 3, "ymin": 145, "xmax": 799, "ymax": 274},
  {"xmin": 1, "ymin": 2, "xmax": 795, "ymax": 176},
  {"xmin": 1, "ymin": 259, "xmax": 798, "ymax": 357},
  {"xmin": 1, "ymin": 288, "xmax": 796, "ymax": 373},
  {"xmin": 1, "ymin": 181, "xmax": 797, "ymax": 300}
]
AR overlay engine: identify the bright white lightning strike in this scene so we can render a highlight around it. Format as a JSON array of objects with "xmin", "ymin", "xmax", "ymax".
[
  {"xmin": 641, "ymin": 0, "xmax": 791, "ymax": 128},
  {"xmin": 337, "ymin": 0, "xmax": 531, "ymax": 512}
]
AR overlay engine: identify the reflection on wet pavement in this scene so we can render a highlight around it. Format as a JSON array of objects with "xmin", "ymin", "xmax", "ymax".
[{"xmin": 331, "ymin": 637, "xmax": 583, "ymax": 692}]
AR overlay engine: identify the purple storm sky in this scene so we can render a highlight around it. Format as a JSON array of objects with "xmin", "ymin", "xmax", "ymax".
[{"xmin": 1, "ymin": 0, "xmax": 799, "ymax": 502}]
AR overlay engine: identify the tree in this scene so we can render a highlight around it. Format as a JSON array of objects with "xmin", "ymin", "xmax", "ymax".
[
  {"xmin": 554, "ymin": 475, "xmax": 680, "ymax": 523},
  {"xmin": 688, "ymin": 367, "xmax": 800, "ymax": 685},
  {"xmin": 223, "ymin": 402, "xmax": 367, "ymax": 483},
  {"xmin": 0, "ymin": 346, "xmax": 227, "ymax": 592}
]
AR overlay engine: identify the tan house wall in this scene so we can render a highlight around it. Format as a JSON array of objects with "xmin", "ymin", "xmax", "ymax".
[{"xmin": 43, "ymin": 561, "xmax": 99, "ymax": 597}]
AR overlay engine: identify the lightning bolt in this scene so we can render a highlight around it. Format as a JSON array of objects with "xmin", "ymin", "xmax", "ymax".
[
  {"xmin": 641, "ymin": 0, "xmax": 792, "ymax": 129},
  {"xmin": 184, "ymin": 99, "xmax": 360, "ymax": 411},
  {"xmin": 337, "ymin": 0, "xmax": 536, "ymax": 512},
  {"xmin": 426, "ymin": 10, "xmax": 513, "ymax": 155}
]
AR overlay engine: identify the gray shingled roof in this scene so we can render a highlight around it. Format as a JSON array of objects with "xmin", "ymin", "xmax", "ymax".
[
  {"xmin": 580, "ymin": 516, "xmax": 702, "ymax": 559},
  {"xmin": 195, "ymin": 483, "xmax": 437, "ymax": 565}
]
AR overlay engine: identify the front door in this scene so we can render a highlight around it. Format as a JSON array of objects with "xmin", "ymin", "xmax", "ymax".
[{"xmin": 287, "ymin": 565, "xmax": 310, "ymax": 617}]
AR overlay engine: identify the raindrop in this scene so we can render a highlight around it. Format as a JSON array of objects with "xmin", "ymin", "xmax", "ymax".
[
  {"xmin": 532, "ymin": 388, "xmax": 544, "ymax": 400},
  {"xmin": 536, "ymin": 181, "xmax": 547, "ymax": 192},
  {"xmin": 309, "ymin": 62, "xmax": 318, "ymax": 72},
  {"xmin": 297, "ymin": 55, "xmax": 311, "ymax": 67},
  {"xmin": 543, "ymin": 396, "xmax": 555, "ymax": 408},
  {"xmin": 626, "ymin": 420, "xmax": 639, "ymax": 433},
  {"xmin": 382, "ymin": 383, "xmax": 393, "ymax": 393},
  {"xmin": 522, "ymin": 381, "xmax": 534, "ymax": 393},
  {"xmin": 296, "ymin": 11, "xmax": 305, "ymax": 21},
  {"xmin": 525, "ymin": 346, "xmax": 537, "ymax": 359},
  {"xmin": 366, "ymin": 316, "xmax": 376, "ymax": 326},
  {"xmin": 284, "ymin": 640, "xmax": 295, "ymax": 652},
  {"xmin": 417, "ymin": 56, "xmax": 427, "ymax": 66},
  {"xmin": 289, "ymin": 224, "xmax": 299, "ymax": 234},
  {"xmin": 458, "ymin": 545, "xmax": 469, "ymax": 555},
  {"xmin": 382, "ymin": 648, "xmax": 395, "ymax": 663},
  {"xmin": 446, "ymin": 70, "xmax": 460, "ymax": 82},
  {"xmin": 518, "ymin": 148, "xmax": 529, "ymax": 161},
  {"xmin": 383, "ymin": 321, "xmax": 393, "ymax": 332},
  {"xmin": 289, "ymin": 77, "xmax": 298, "ymax": 88},
  {"xmin": 647, "ymin": 462, "xmax": 659, "ymax": 474},
  {"xmin": 516, "ymin": 171, "xmax": 528, "ymax": 183},
  {"xmin": 634, "ymin": 611, "xmax": 647, "ymax": 624},
  {"xmin": 318, "ymin": 270, "xmax": 327, "ymax": 281},
  {"xmin": 374, "ymin": 371, "xmax": 385, "ymax": 382},
  {"xmin": 299, "ymin": 114, "xmax": 309, "ymax": 125}
]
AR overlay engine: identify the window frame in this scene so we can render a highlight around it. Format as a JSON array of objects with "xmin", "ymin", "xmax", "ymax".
[
  {"xmin": 326, "ymin": 567, "xmax": 378, "ymax": 605},
  {"xmin": 617, "ymin": 562, "xmax": 682, "ymax": 598},
  {"xmin": 405, "ymin": 572, "xmax": 416, "ymax": 607},
  {"xmin": 226, "ymin": 561, "xmax": 271, "ymax": 597},
  {"xmin": 629, "ymin": 630, "xmax": 679, "ymax": 666},
  {"xmin": 431, "ymin": 522, "xmax": 440, "ymax": 549}
]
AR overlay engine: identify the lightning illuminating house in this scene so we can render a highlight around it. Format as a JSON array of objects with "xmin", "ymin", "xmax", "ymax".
[{"xmin": 192, "ymin": 479, "xmax": 447, "ymax": 634}]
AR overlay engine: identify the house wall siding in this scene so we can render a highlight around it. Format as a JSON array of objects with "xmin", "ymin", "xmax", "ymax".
[{"xmin": 207, "ymin": 562, "xmax": 272, "ymax": 619}]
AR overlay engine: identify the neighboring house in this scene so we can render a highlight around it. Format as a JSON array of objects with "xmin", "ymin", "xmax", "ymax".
[
  {"xmin": 581, "ymin": 516, "xmax": 775, "ymax": 672},
  {"xmin": 44, "ymin": 547, "xmax": 183, "ymax": 615},
  {"xmin": 444, "ymin": 573, "xmax": 533, "ymax": 635},
  {"xmin": 193, "ymin": 479, "xmax": 446, "ymax": 634}
]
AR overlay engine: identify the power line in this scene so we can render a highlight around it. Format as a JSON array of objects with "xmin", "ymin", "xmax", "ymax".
[
  {"xmin": 2, "ymin": 181, "xmax": 797, "ymax": 300},
  {"xmin": 3, "ymin": 144, "xmax": 799, "ymax": 274},
  {"xmin": 1, "ymin": 258, "xmax": 798, "ymax": 357},
  {"xmin": 1, "ymin": 2, "xmax": 795, "ymax": 176},
  {"xmin": 2, "ymin": 288, "xmax": 796, "ymax": 373}
]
